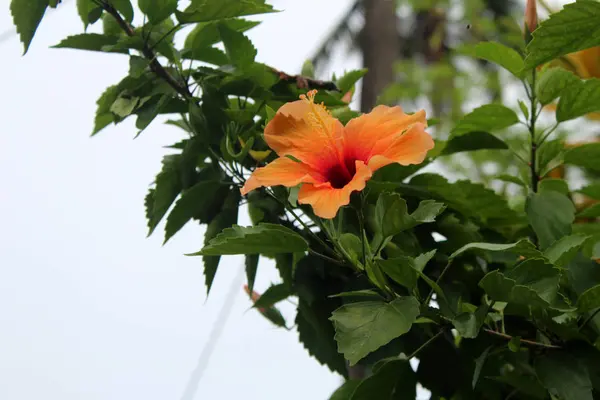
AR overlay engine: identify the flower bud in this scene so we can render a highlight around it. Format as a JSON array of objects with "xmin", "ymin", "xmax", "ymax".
[{"xmin": 525, "ymin": 0, "xmax": 538, "ymax": 34}]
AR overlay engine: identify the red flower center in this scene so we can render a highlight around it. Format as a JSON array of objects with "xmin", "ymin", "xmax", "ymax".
[{"xmin": 325, "ymin": 157, "xmax": 358, "ymax": 189}]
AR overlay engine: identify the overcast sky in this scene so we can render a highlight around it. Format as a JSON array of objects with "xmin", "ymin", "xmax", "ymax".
[{"xmin": 0, "ymin": 1, "xmax": 361, "ymax": 399}]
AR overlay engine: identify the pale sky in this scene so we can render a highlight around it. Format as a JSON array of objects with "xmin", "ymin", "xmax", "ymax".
[{"xmin": 0, "ymin": 1, "xmax": 360, "ymax": 399}]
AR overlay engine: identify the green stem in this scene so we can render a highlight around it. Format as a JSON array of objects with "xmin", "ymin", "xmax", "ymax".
[
  {"xmin": 425, "ymin": 260, "xmax": 453, "ymax": 305},
  {"xmin": 308, "ymin": 249, "xmax": 346, "ymax": 267},
  {"xmin": 538, "ymin": 122, "xmax": 559, "ymax": 146},
  {"xmin": 529, "ymin": 69, "xmax": 539, "ymax": 192},
  {"xmin": 357, "ymin": 195, "xmax": 367, "ymax": 267},
  {"xmin": 408, "ymin": 330, "xmax": 445, "ymax": 360}
]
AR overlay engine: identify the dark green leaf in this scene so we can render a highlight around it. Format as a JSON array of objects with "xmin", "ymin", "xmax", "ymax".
[
  {"xmin": 374, "ymin": 193, "xmax": 445, "ymax": 238},
  {"xmin": 526, "ymin": 190, "xmax": 575, "ymax": 249},
  {"xmin": 441, "ymin": 131, "xmax": 508, "ymax": 155},
  {"xmin": 451, "ymin": 104, "xmax": 519, "ymax": 137},
  {"xmin": 76, "ymin": 0, "xmax": 102, "ymax": 27},
  {"xmin": 176, "ymin": 0, "xmax": 277, "ymax": 23},
  {"xmin": 377, "ymin": 257, "xmax": 418, "ymax": 290},
  {"xmin": 539, "ymin": 178, "xmax": 569, "ymax": 195},
  {"xmin": 577, "ymin": 285, "xmax": 600, "ymax": 312},
  {"xmin": 452, "ymin": 312, "xmax": 478, "ymax": 339},
  {"xmin": 460, "ymin": 41, "xmax": 524, "ymax": 77},
  {"xmin": 557, "ymin": 78, "xmax": 600, "ymax": 122},
  {"xmin": 217, "ymin": 24, "xmax": 257, "ymax": 68},
  {"xmin": 494, "ymin": 174, "xmax": 527, "ymax": 187},
  {"xmin": 544, "ymin": 235, "xmax": 589, "ymax": 267},
  {"xmin": 138, "ymin": 0, "xmax": 177, "ymax": 23},
  {"xmin": 535, "ymin": 353, "xmax": 593, "ymax": 400},
  {"xmin": 524, "ymin": 1, "xmax": 600, "ymax": 69},
  {"xmin": 537, "ymin": 139, "xmax": 565, "ymax": 177},
  {"xmin": 147, "ymin": 155, "xmax": 182, "ymax": 235},
  {"xmin": 330, "ymin": 297, "xmax": 420, "ymax": 365},
  {"xmin": 253, "ymin": 283, "xmax": 291, "ymax": 309},
  {"xmin": 10, "ymin": 0, "xmax": 48, "ymax": 54},
  {"xmin": 184, "ymin": 18, "xmax": 259, "ymax": 53},
  {"xmin": 337, "ymin": 69, "xmax": 367, "ymax": 94},
  {"xmin": 328, "ymin": 380, "xmax": 361, "ymax": 400},
  {"xmin": 193, "ymin": 223, "xmax": 308, "ymax": 256},
  {"xmin": 578, "ymin": 184, "xmax": 600, "ymax": 200},
  {"xmin": 536, "ymin": 67, "xmax": 579, "ymax": 105},
  {"xmin": 579, "ymin": 203, "xmax": 600, "ymax": 218},
  {"xmin": 111, "ymin": 0, "xmax": 134, "ymax": 21},
  {"xmin": 350, "ymin": 359, "xmax": 416, "ymax": 400},
  {"xmin": 329, "ymin": 290, "xmax": 385, "ymax": 300},
  {"xmin": 450, "ymin": 239, "xmax": 541, "ymax": 259},
  {"xmin": 508, "ymin": 336, "xmax": 521, "ymax": 352},
  {"xmin": 245, "ymin": 254, "xmax": 259, "ymax": 294},
  {"xmin": 472, "ymin": 346, "xmax": 492, "ymax": 389},
  {"xmin": 564, "ymin": 143, "xmax": 600, "ymax": 173},
  {"xmin": 52, "ymin": 33, "xmax": 125, "ymax": 52}
]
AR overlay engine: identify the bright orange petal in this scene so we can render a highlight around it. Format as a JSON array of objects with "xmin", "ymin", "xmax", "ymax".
[
  {"xmin": 240, "ymin": 157, "xmax": 323, "ymax": 195},
  {"xmin": 566, "ymin": 47, "xmax": 600, "ymax": 79},
  {"xmin": 367, "ymin": 122, "xmax": 433, "ymax": 171},
  {"xmin": 343, "ymin": 105, "xmax": 428, "ymax": 163},
  {"xmin": 297, "ymin": 160, "xmax": 372, "ymax": 219},
  {"xmin": 264, "ymin": 91, "xmax": 345, "ymax": 171}
]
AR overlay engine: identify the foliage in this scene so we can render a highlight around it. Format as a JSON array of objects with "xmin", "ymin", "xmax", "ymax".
[{"xmin": 12, "ymin": 0, "xmax": 600, "ymax": 399}]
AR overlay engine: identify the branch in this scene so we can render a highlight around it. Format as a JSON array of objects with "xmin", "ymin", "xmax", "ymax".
[
  {"xmin": 269, "ymin": 67, "xmax": 339, "ymax": 91},
  {"xmin": 101, "ymin": 2, "xmax": 193, "ymax": 100},
  {"xmin": 483, "ymin": 328, "xmax": 561, "ymax": 349}
]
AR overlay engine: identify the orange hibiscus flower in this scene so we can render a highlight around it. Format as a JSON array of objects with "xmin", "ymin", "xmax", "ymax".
[{"xmin": 240, "ymin": 90, "xmax": 434, "ymax": 219}]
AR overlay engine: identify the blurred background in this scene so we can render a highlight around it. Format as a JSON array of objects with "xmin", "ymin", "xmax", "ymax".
[{"xmin": 0, "ymin": 0, "xmax": 587, "ymax": 399}]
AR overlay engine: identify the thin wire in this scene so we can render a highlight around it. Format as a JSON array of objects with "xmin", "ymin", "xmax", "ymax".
[{"xmin": 180, "ymin": 265, "xmax": 246, "ymax": 400}]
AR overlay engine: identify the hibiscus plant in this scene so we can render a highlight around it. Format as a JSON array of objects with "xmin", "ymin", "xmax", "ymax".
[{"xmin": 11, "ymin": 0, "xmax": 600, "ymax": 398}]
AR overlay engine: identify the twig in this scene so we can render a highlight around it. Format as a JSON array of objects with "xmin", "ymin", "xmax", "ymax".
[
  {"xmin": 269, "ymin": 67, "xmax": 339, "ymax": 91},
  {"xmin": 483, "ymin": 328, "xmax": 561, "ymax": 349},
  {"xmin": 425, "ymin": 260, "xmax": 453, "ymax": 305},
  {"xmin": 101, "ymin": 2, "xmax": 192, "ymax": 100},
  {"xmin": 308, "ymin": 248, "xmax": 346, "ymax": 267}
]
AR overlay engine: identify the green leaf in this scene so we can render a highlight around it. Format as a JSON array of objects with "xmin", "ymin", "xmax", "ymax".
[
  {"xmin": 579, "ymin": 203, "xmax": 600, "ymax": 218},
  {"xmin": 138, "ymin": 0, "xmax": 177, "ymax": 23},
  {"xmin": 330, "ymin": 297, "xmax": 420, "ymax": 365},
  {"xmin": 217, "ymin": 24, "xmax": 257, "ymax": 69},
  {"xmin": 245, "ymin": 254, "xmax": 259, "ymax": 294},
  {"xmin": 535, "ymin": 353, "xmax": 593, "ymax": 400},
  {"xmin": 53, "ymin": 33, "xmax": 125, "ymax": 53},
  {"xmin": 537, "ymin": 139, "xmax": 565, "ymax": 177},
  {"xmin": 535, "ymin": 67, "xmax": 579, "ymax": 105},
  {"xmin": 111, "ymin": 0, "xmax": 134, "ymax": 22},
  {"xmin": 184, "ymin": 18, "xmax": 259, "ymax": 53},
  {"xmin": 329, "ymin": 290, "xmax": 385, "ymax": 300},
  {"xmin": 508, "ymin": 336, "xmax": 521, "ymax": 352},
  {"xmin": 564, "ymin": 143, "xmax": 600, "ymax": 173},
  {"xmin": 193, "ymin": 224, "xmax": 308, "ymax": 256},
  {"xmin": 557, "ymin": 78, "xmax": 600, "ymax": 122},
  {"xmin": 337, "ymin": 69, "xmax": 367, "ymax": 94},
  {"xmin": 494, "ymin": 174, "xmax": 527, "ymax": 187},
  {"xmin": 539, "ymin": 178, "xmax": 569, "ymax": 195},
  {"xmin": 202, "ymin": 192, "xmax": 239, "ymax": 294},
  {"xmin": 577, "ymin": 285, "xmax": 600, "ymax": 312},
  {"xmin": 472, "ymin": 346, "xmax": 492, "ymax": 389},
  {"xmin": 147, "ymin": 156, "xmax": 182, "ymax": 235},
  {"xmin": 77, "ymin": 0, "xmax": 102, "ymax": 27},
  {"xmin": 544, "ymin": 235, "xmax": 589, "ymax": 268},
  {"xmin": 578, "ymin": 184, "xmax": 600, "ymax": 200},
  {"xmin": 524, "ymin": 1, "xmax": 600, "ymax": 69},
  {"xmin": 441, "ymin": 131, "xmax": 509, "ymax": 156},
  {"xmin": 452, "ymin": 312, "xmax": 478, "ymax": 339},
  {"xmin": 518, "ymin": 100, "xmax": 529, "ymax": 120},
  {"xmin": 377, "ymin": 257, "xmax": 418, "ymax": 290},
  {"xmin": 176, "ymin": 0, "xmax": 277, "ymax": 23},
  {"xmin": 328, "ymin": 380, "xmax": 361, "ymax": 400},
  {"xmin": 460, "ymin": 41, "xmax": 524, "ymax": 78},
  {"xmin": 450, "ymin": 239, "xmax": 541, "ymax": 259},
  {"xmin": 253, "ymin": 283, "xmax": 291, "ymax": 309},
  {"xmin": 350, "ymin": 359, "xmax": 416, "ymax": 400},
  {"xmin": 10, "ymin": 0, "xmax": 48, "ymax": 54},
  {"xmin": 451, "ymin": 104, "xmax": 519, "ymax": 137},
  {"xmin": 526, "ymin": 190, "xmax": 575, "ymax": 249},
  {"xmin": 374, "ymin": 193, "xmax": 445, "ymax": 238}
]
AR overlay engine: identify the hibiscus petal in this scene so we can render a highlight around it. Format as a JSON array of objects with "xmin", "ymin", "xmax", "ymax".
[
  {"xmin": 566, "ymin": 47, "xmax": 600, "ymax": 79},
  {"xmin": 240, "ymin": 157, "xmax": 322, "ymax": 195},
  {"xmin": 367, "ymin": 122, "xmax": 434, "ymax": 171},
  {"xmin": 297, "ymin": 160, "xmax": 372, "ymax": 219},
  {"xmin": 343, "ymin": 105, "xmax": 427, "ymax": 162},
  {"xmin": 264, "ymin": 93, "xmax": 345, "ymax": 171}
]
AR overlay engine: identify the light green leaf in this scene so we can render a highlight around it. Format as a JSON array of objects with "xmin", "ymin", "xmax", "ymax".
[
  {"xmin": 535, "ymin": 353, "xmax": 593, "ymax": 400},
  {"xmin": 578, "ymin": 285, "xmax": 600, "ymax": 312},
  {"xmin": 494, "ymin": 174, "xmax": 527, "ymax": 187},
  {"xmin": 451, "ymin": 104, "xmax": 519, "ymax": 137},
  {"xmin": 564, "ymin": 143, "xmax": 600, "ymax": 173},
  {"xmin": 450, "ymin": 239, "xmax": 541, "ymax": 259},
  {"xmin": 252, "ymin": 283, "xmax": 291, "ymax": 309},
  {"xmin": 328, "ymin": 380, "xmax": 361, "ymax": 400},
  {"xmin": 77, "ymin": 0, "xmax": 103, "ymax": 27},
  {"xmin": 537, "ymin": 139, "xmax": 565, "ymax": 177},
  {"xmin": 53, "ymin": 33, "xmax": 124, "ymax": 53},
  {"xmin": 374, "ymin": 193, "xmax": 445, "ymax": 238},
  {"xmin": 460, "ymin": 41, "xmax": 524, "ymax": 78},
  {"xmin": 539, "ymin": 178, "xmax": 569, "ymax": 195},
  {"xmin": 138, "ymin": 0, "xmax": 177, "ymax": 23},
  {"xmin": 440, "ymin": 131, "xmax": 509, "ymax": 155},
  {"xmin": 557, "ymin": 78, "xmax": 600, "ymax": 122},
  {"xmin": 111, "ymin": 0, "xmax": 134, "ymax": 22},
  {"xmin": 176, "ymin": 0, "xmax": 277, "ymax": 23},
  {"xmin": 452, "ymin": 312, "xmax": 478, "ymax": 339},
  {"xmin": 578, "ymin": 184, "xmax": 600, "ymax": 200},
  {"xmin": 184, "ymin": 18, "xmax": 259, "ymax": 53},
  {"xmin": 337, "ymin": 69, "xmax": 367, "ymax": 94},
  {"xmin": 414, "ymin": 250, "xmax": 436, "ymax": 272},
  {"xmin": 10, "ymin": 0, "xmax": 48, "ymax": 54},
  {"xmin": 218, "ymin": 23, "xmax": 257, "ymax": 68},
  {"xmin": 330, "ymin": 297, "xmax": 420, "ymax": 365},
  {"xmin": 524, "ymin": 1, "xmax": 600, "ymax": 69},
  {"xmin": 377, "ymin": 257, "xmax": 418, "ymax": 290},
  {"xmin": 110, "ymin": 96, "xmax": 139, "ymax": 117},
  {"xmin": 329, "ymin": 290, "xmax": 385, "ymax": 300},
  {"xmin": 193, "ymin": 223, "xmax": 308, "ymax": 256},
  {"xmin": 544, "ymin": 235, "xmax": 589, "ymax": 267},
  {"xmin": 526, "ymin": 190, "xmax": 575, "ymax": 249},
  {"xmin": 536, "ymin": 67, "xmax": 579, "ymax": 105},
  {"xmin": 518, "ymin": 100, "xmax": 529, "ymax": 120}
]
